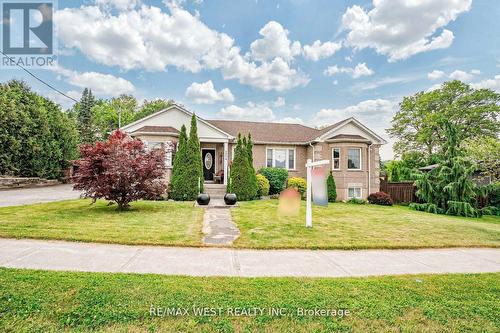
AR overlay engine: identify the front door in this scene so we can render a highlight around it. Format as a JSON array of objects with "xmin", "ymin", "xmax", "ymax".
[{"xmin": 202, "ymin": 149, "xmax": 215, "ymax": 181}]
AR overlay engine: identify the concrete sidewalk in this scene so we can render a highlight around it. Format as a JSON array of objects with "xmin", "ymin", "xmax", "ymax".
[{"xmin": 0, "ymin": 238, "xmax": 499, "ymax": 278}]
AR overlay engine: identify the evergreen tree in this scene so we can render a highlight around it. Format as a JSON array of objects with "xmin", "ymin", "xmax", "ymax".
[
  {"xmin": 187, "ymin": 114, "xmax": 203, "ymax": 193},
  {"xmin": 246, "ymin": 133, "xmax": 258, "ymax": 199},
  {"xmin": 413, "ymin": 121, "xmax": 479, "ymax": 217},
  {"xmin": 0, "ymin": 80, "xmax": 78, "ymax": 178},
  {"xmin": 230, "ymin": 134, "xmax": 257, "ymax": 201},
  {"xmin": 77, "ymin": 88, "xmax": 95, "ymax": 144},
  {"xmin": 170, "ymin": 125, "xmax": 189, "ymax": 200},
  {"xmin": 327, "ymin": 172, "xmax": 337, "ymax": 202},
  {"xmin": 170, "ymin": 114, "xmax": 203, "ymax": 200}
]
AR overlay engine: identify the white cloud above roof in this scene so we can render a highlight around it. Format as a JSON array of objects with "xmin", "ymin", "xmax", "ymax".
[
  {"xmin": 342, "ymin": 0, "xmax": 472, "ymax": 62},
  {"xmin": 56, "ymin": 6, "xmax": 310, "ymax": 92},
  {"xmin": 52, "ymin": 65, "xmax": 135, "ymax": 96},
  {"xmin": 218, "ymin": 102, "xmax": 276, "ymax": 122},
  {"xmin": 249, "ymin": 21, "xmax": 302, "ymax": 62},
  {"xmin": 185, "ymin": 80, "xmax": 234, "ymax": 104}
]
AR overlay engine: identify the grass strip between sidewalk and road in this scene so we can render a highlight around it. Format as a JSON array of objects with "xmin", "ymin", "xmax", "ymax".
[{"xmin": 0, "ymin": 268, "xmax": 498, "ymax": 332}]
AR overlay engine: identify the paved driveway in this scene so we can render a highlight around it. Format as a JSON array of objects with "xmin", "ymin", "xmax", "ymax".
[{"xmin": 0, "ymin": 184, "xmax": 81, "ymax": 207}]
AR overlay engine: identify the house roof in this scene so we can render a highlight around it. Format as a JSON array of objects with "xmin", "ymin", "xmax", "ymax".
[
  {"xmin": 205, "ymin": 120, "xmax": 321, "ymax": 143},
  {"xmin": 132, "ymin": 126, "xmax": 179, "ymax": 134}
]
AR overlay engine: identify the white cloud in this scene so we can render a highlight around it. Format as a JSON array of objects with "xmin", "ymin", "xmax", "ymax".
[
  {"xmin": 303, "ymin": 40, "xmax": 341, "ymax": 61},
  {"xmin": 273, "ymin": 97, "xmax": 285, "ymax": 107},
  {"xmin": 52, "ymin": 65, "xmax": 135, "ymax": 96},
  {"xmin": 56, "ymin": 6, "xmax": 309, "ymax": 92},
  {"xmin": 185, "ymin": 80, "xmax": 234, "ymax": 104},
  {"xmin": 56, "ymin": 5, "xmax": 237, "ymax": 73},
  {"xmin": 324, "ymin": 62, "xmax": 374, "ymax": 78},
  {"xmin": 428, "ymin": 69, "xmax": 481, "ymax": 82},
  {"xmin": 428, "ymin": 70, "xmax": 445, "ymax": 80},
  {"xmin": 449, "ymin": 70, "xmax": 475, "ymax": 82},
  {"xmin": 95, "ymin": 0, "xmax": 140, "ymax": 10},
  {"xmin": 471, "ymin": 75, "xmax": 500, "ymax": 91},
  {"xmin": 218, "ymin": 102, "xmax": 276, "ymax": 122},
  {"xmin": 276, "ymin": 117, "xmax": 303, "ymax": 124},
  {"xmin": 249, "ymin": 21, "xmax": 301, "ymax": 62},
  {"xmin": 222, "ymin": 56, "xmax": 310, "ymax": 92},
  {"xmin": 342, "ymin": 0, "xmax": 471, "ymax": 62}
]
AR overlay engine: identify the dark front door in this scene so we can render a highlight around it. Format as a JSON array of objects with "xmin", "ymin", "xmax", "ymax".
[{"xmin": 202, "ymin": 149, "xmax": 215, "ymax": 181}]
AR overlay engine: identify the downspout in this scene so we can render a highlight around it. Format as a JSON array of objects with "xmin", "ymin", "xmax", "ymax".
[
  {"xmin": 368, "ymin": 143, "xmax": 372, "ymax": 196},
  {"xmin": 309, "ymin": 142, "xmax": 315, "ymax": 162}
]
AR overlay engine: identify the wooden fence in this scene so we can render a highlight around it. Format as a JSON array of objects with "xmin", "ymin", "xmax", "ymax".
[{"xmin": 379, "ymin": 176, "xmax": 418, "ymax": 204}]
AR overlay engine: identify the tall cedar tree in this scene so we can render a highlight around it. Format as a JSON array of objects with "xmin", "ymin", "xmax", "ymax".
[
  {"xmin": 327, "ymin": 172, "xmax": 337, "ymax": 202},
  {"xmin": 246, "ymin": 133, "xmax": 258, "ymax": 198},
  {"xmin": 170, "ymin": 115, "xmax": 203, "ymax": 200},
  {"xmin": 78, "ymin": 88, "xmax": 96, "ymax": 144},
  {"xmin": 0, "ymin": 80, "xmax": 78, "ymax": 178},
  {"xmin": 73, "ymin": 130, "xmax": 166, "ymax": 210},
  {"xmin": 170, "ymin": 125, "xmax": 189, "ymax": 200},
  {"xmin": 230, "ymin": 134, "xmax": 258, "ymax": 200},
  {"xmin": 187, "ymin": 114, "xmax": 204, "ymax": 193}
]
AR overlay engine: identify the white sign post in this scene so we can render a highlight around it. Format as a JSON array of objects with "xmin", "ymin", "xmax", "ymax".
[{"xmin": 305, "ymin": 159, "xmax": 330, "ymax": 228}]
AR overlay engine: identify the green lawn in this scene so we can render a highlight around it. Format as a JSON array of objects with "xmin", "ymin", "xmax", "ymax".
[
  {"xmin": 232, "ymin": 200, "xmax": 500, "ymax": 250},
  {"xmin": 0, "ymin": 200, "xmax": 203, "ymax": 246},
  {"xmin": 0, "ymin": 268, "xmax": 498, "ymax": 332}
]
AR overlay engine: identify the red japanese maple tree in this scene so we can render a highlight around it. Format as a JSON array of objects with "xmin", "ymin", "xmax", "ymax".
[{"xmin": 73, "ymin": 130, "xmax": 167, "ymax": 210}]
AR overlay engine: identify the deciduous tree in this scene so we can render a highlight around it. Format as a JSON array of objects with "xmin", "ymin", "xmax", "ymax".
[
  {"xmin": 388, "ymin": 80, "xmax": 499, "ymax": 157},
  {"xmin": 73, "ymin": 130, "xmax": 166, "ymax": 210}
]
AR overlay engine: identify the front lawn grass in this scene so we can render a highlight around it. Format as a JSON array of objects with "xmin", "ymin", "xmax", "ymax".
[
  {"xmin": 0, "ymin": 200, "xmax": 203, "ymax": 246},
  {"xmin": 232, "ymin": 200, "xmax": 500, "ymax": 249},
  {"xmin": 0, "ymin": 268, "xmax": 498, "ymax": 332}
]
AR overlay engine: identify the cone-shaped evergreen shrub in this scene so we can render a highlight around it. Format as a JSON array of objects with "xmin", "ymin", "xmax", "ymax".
[
  {"xmin": 327, "ymin": 172, "xmax": 337, "ymax": 202},
  {"xmin": 229, "ymin": 134, "xmax": 257, "ymax": 201},
  {"xmin": 170, "ymin": 114, "xmax": 204, "ymax": 200}
]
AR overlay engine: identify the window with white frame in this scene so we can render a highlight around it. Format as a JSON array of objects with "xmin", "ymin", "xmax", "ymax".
[
  {"xmin": 347, "ymin": 187, "xmax": 362, "ymax": 199},
  {"xmin": 145, "ymin": 141, "xmax": 175, "ymax": 168},
  {"xmin": 164, "ymin": 141, "xmax": 175, "ymax": 168},
  {"xmin": 332, "ymin": 148, "xmax": 340, "ymax": 170},
  {"xmin": 347, "ymin": 148, "xmax": 361, "ymax": 170},
  {"xmin": 266, "ymin": 148, "xmax": 295, "ymax": 170}
]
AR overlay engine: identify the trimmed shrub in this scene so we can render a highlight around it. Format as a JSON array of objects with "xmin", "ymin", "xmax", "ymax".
[
  {"xmin": 287, "ymin": 177, "xmax": 307, "ymax": 197},
  {"xmin": 259, "ymin": 167, "xmax": 288, "ymax": 195},
  {"xmin": 327, "ymin": 172, "xmax": 337, "ymax": 202},
  {"xmin": 367, "ymin": 191, "xmax": 393, "ymax": 206},
  {"xmin": 347, "ymin": 198, "xmax": 367, "ymax": 204},
  {"xmin": 256, "ymin": 174, "xmax": 270, "ymax": 197}
]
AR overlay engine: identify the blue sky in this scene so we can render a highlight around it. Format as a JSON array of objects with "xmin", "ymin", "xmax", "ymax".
[{"xmin": 1, "ymin": 0, "xmax": 499, "ymax": 159}]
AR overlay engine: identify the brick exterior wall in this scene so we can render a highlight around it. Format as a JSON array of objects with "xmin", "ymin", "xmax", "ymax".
[
  {"xmin": 132, "ymin": 134, "xmax": 381, "ymax": 201},
  {"xmin": 312, "ymin": 142, "xmax": 380, "ymax": 200}
]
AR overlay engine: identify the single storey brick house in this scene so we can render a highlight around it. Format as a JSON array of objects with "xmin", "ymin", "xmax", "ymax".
[{"xmin": 122, "ymin": 104, "xmax": 386, "ymax": 201}]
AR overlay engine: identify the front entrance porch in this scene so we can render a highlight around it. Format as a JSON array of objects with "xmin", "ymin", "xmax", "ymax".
[{"xmin": 200, "ymin": 141, "xmax": 229, "ymax": 185}]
